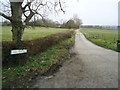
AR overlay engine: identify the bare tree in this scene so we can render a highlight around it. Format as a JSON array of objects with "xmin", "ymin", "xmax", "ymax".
[
  {"xmin": 73, "ymin": 14, "xmax": 82, "ymax": 28},
  {"xmin": 0, "ymin": 0, "xmax": 65, "ymax": 47}
]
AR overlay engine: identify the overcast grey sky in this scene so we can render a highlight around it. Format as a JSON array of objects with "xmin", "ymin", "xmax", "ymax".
[
  {"xmin": 0, "ymin": 0, "xmax": 119, "ymax": 25},
  {"xmin": 48, "ymin": 0, "xmax": 119, "ymax": 26}
]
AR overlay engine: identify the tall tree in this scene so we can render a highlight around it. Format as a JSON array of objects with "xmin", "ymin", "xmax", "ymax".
[
  {"xmin": 65, "ymin": 19, "xmax": 75, "ymax": 29},
  {"xmin": 73, "ymin": 14, "xmax": 82, "ymax": 28},
  {"xmin": 0, "ymin": 0, "xmax": 65, "ymax": 47}
]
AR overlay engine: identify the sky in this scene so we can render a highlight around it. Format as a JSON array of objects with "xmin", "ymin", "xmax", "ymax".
[
  {"xmin": 48, "ymin": 0, "xmax": 119, "ymax": 26},
  {"xmin": 0, "ymin": 0, "xmax": 119, "ymax": 26}
]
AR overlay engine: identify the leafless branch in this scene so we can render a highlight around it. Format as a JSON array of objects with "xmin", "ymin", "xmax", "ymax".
[
  {"xmin": 23, "ymin": 2, "xmax": 32, "ymax": 10},
  {"xmin": 24, "ymin": 11, "xmax": 34, "ymax": 24},
  {"xmin": 35, "ymin": 3, "xmax": 45, "ymax": 11},
  {"xmin": 59, "ymin": 0, "xmax": 65, "ymax": 14},
  {"xmin": 22, "ymin": 0, "xmax": 34, "ymax": 12},
  {"xmin": 33, "ymin": 10, "xmax": 44, "ymax": 20},
  {"xmin": 0, "ymin": 12, "xmax": 11, "ymax": 20},
  {"xmin": 24, "ymin": 2, "xmax": 34, "ymax": 24}
]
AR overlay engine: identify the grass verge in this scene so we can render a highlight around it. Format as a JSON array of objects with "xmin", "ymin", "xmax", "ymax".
[
  {"xmin": 80, "ymin": 28, "xmax": 118, "ymax": 51},
  {"xmin": 2, "ymin": 34, "xmax": 75, "ymax": 88}
]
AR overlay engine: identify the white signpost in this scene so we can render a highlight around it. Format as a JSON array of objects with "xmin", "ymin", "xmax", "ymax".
[{"xmin": 11, "ymin": 49, "xmax": 27, "ymax": 55}]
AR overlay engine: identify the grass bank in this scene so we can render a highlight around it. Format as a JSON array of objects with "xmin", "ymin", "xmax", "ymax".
[
  {"xmin": 80, "ymin": 28, "xmax": 119, "ymax": 51},
  {"xmin": 2, "ymin": 34, "xmax": 75, "ymax": 88},
  {"xmin": 1, "ymin": 26, "xmax": 69, "ymax": 41}
]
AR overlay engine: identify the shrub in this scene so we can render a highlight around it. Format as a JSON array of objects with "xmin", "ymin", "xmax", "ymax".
[{"xmin": 2, "ymin": 30, "xmax": 74, "ymax": 67}]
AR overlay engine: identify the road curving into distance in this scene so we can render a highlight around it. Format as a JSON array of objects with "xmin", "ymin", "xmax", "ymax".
[{"xmin": 32, "ymin": 29, "xmax": 118, "ymax": 88}]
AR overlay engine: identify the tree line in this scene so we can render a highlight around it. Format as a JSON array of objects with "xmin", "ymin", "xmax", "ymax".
[{"xmin": 2, "ymin": 16, "xmax": 82, "ymax": 29}]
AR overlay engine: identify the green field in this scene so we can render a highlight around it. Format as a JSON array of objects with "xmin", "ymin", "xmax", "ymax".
[
  {"xmin": 1, "ymin": 26, "xmax": 69, "ymax": 41},
  {"xmin": 80, "ymin": 28, "xmax": 119, "ymax": 51}
]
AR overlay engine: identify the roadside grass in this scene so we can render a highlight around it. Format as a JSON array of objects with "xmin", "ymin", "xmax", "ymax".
[
  {"xmin": 1, "ymin": 26, "xmax": 69, "ymax": 41},
  {"xmin": 2, "ymin": 35, "xmax": 75, "ymax": 87},
  {"xmin": 80, "ymin": 28, "xmax": 118, "ymax": 51}
]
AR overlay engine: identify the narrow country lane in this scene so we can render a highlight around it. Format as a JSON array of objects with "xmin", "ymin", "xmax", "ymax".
[{"xmin": 32, "ymin": 30, "xmax": 118, "ymax": 88}]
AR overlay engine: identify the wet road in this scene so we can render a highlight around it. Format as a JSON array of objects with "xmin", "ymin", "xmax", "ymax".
[{"xmin": 32, "ymin": 30, "xmax": 118, "ymax": 88}]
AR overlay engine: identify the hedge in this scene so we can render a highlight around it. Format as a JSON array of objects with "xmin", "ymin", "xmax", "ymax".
[{"xmin": 2, "ymin": 30, "xmax": 74, "ymax": 66}]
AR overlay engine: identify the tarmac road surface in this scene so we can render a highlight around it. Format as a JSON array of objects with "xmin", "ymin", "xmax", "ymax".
[{"xmin": 32, "ymin": 30, "xmax": 118, "ymax": 88}]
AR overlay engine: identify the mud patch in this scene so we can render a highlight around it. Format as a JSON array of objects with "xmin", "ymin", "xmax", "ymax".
[{"xmin": 42, "ymin": 64, "xmax": 62, "ymax": 76}]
